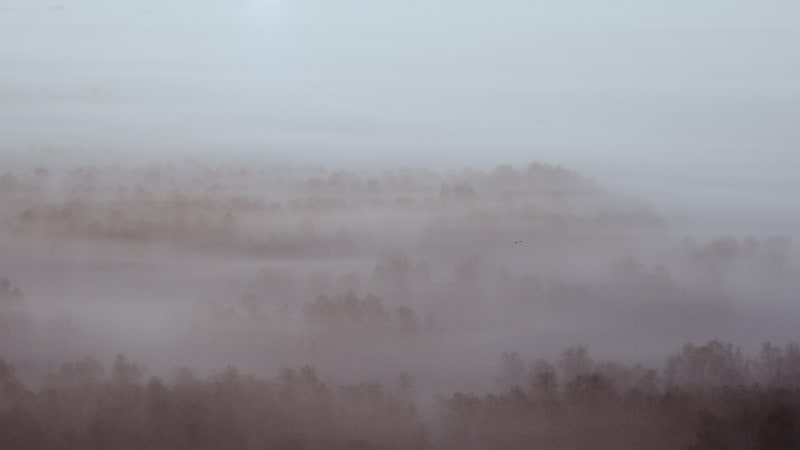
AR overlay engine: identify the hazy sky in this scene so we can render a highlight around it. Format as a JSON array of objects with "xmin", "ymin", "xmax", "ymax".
[{"xmin": 2, "ymin": 1, "xmax": 798, "ymax": 191}]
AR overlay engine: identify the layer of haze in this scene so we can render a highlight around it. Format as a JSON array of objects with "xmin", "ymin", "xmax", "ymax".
[
  {"xmin": 0, "ymin": 157, "xmax": 798, "ymax": 448},
  {"xmin": 3, "ymin": 0, "xmax": 799, "ymax": 235},
  {"xmin": 1, "ymin": 3, "xmax": 800, "ymax": 447}
]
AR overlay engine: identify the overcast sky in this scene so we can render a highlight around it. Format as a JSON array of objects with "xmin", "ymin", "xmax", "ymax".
[{"xmin": 2, "ymin": 1, "xmax": 798, "ymax": 203}]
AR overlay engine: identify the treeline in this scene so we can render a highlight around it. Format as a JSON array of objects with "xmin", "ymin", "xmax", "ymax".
[
  {"xmin": 437, "ymin": 377, "xmax": 798, "ymax": 449},
  {"xmin": 2, "ymin": 341, "xmax": 799, "ymax": 449},
  {"xmin": 0, "ymin": 357, "xmax": 428, "ymax": 450},
  {"xmin": 0, "ymin": 161, "xmax": 637, "ymax": 256},
  {"xmin": 189, "ymin": 291, "xmax": 424, "ymax": 338},
  {"xmin": 303, "ymin": 292, "xmax": 421, "ymax": 335},
  {"xmin": 441, "ymin": 341, "xmax": 800, "ymax": 449}
]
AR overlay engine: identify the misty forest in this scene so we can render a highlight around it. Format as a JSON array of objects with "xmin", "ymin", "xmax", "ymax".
[
  {"xmin": 3, "ymin": 0, "xmax": 800, "ymax": 447},
  {"xmin": 0, "ymin": 153, "xmax": 798, "ymax": 449}
]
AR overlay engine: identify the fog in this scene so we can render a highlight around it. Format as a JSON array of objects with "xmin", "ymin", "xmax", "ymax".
[
  {"xmin": 1, "ymin": 155, "xmax": 798, "ymax": 447},
  {"xmin": 4, "ymin": 2, "xmax": 799, "ymax": 168},
  {"xmin": 2, "ymin": 1, "xmax": 800, "ymax": 448},
  {"xmin": 5, "ymin": 1, "xmax": 798, "ymax": 234}
]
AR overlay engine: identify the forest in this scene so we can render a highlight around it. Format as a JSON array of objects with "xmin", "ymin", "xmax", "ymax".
[{"xmin": 0, "ymin": 152, "xmax": 798, "ymax": 448}]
